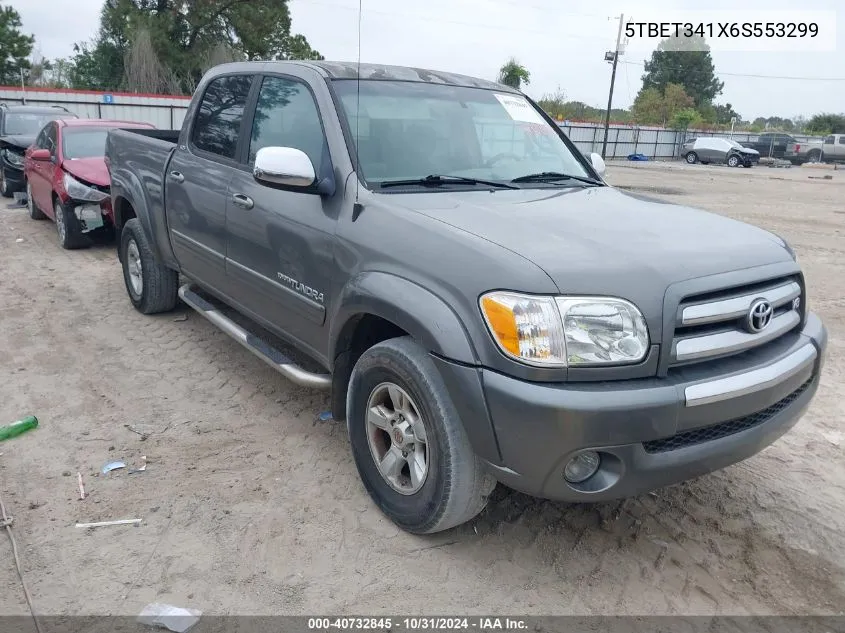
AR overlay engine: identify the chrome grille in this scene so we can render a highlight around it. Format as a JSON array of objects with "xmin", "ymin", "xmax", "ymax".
[{"xmin": 671, "ymin": 277, "xmax": 802, "ymax": 367}]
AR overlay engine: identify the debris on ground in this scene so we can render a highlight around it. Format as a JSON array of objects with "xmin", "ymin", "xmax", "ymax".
[
  {"xmin": 821, "ymin": 431, "xmax": 842, "ymax": 447},
  {"xmin": 138, "ymin": 603, "xmax": 202, "ymax": 633},
  {"xmin": 101, "ymin": 461, "xmax": 126, "ymax": 475},
  {"xmin": 129, "ymin": 456, "xmax": 148, "ymax": 474},
  {"xmin": 627, "ymin": 153, "xmax": 648, "ymax": 161},
  {"xmin": 317, "ymin": 411, "xmax": 333, "ymax": 422},
  {"xmin": 809, "ymin": 175, "xmax": 833, "ymax": 180},
  {"xmin": 173, "ymin": 314, "xmax": 188, "ymax": 322},
  {"xmin": 75, "ymin": 518, "xmax": 143, "ymax": 528},
  {"xmin": 77, "ymin": 473, "xmax": 86, "ymax": 500},
  {"xmin": 0, "ymin": 416, "xmax": 38, "ymax": 441},
  {"xmin": 15, "ymin": 238, "xmax": 24, "ymax": 243}
]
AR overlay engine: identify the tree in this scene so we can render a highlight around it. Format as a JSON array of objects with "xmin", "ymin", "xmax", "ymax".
[
  {"xmin": 497, "ymin": 58, "xmax": 530, "ymax": 90},
  {"xmin": 632, "ymin": 83, "xmax": 693, "ymax": 126},
  {"xmin": 805, "ymin": 113, "xmax": 845, "ymax": 135},
  {"xmin": 640, "ymin": 35, "xmax": 723, "ymax": 107},
  {"xmin": 0, "ymin": 5, "xmax": 34, "ymax": 86},
  {"xmin": 70, "ymin": 0, "xmax": 322, "ymax": 94},
  {"xmin": 671, "ymin": 108, "xmax": 701, "ymax": 129},
  {"xmin": 713, "ymin": 103, "xmax": 741, "ymax": 125}
]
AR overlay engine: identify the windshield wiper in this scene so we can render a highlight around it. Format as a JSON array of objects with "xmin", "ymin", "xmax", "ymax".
[
  {"xmin": 511, "ymin": 171, "xmax": 602, "ymax": 186},
  {"xmin": 380, "ymin": 174, "xmax": 518, "ymax": 190}
]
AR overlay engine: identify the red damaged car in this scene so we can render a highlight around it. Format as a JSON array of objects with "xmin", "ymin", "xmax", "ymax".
[{"xmin": 24, "ymin": 118, "xmax": 155, "ymax": 249}]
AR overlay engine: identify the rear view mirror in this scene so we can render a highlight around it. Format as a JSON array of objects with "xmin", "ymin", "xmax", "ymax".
[
  {"xmin": 31, "ymin": 149, "xmax": 51, "ymax": 162},
  {"xmin": 589, "ymin": 152, "xmax": 606, "ymax": 177},
  {"xmin": 254, "ymin": 147, "xmax": 315, "ymax": 188}
]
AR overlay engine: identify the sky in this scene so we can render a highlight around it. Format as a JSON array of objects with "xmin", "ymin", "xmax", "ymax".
[{"xmin": 7, "ymin": 0, "xmax": 845, "ymax": 120}]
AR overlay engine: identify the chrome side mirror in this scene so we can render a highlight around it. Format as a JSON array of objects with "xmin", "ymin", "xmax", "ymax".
[
  {"xmin": 589, "ymin": 152, "xmax": 606, "ymax": 177},
  {"xmin": 253, "ymin": 146, "xmax": 316, "ymax": 188}
]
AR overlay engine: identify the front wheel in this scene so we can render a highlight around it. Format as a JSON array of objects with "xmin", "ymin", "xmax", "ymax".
[
  {"xmin": 685, "ymin": 152, "xmax": 698, "ymax": 164},
  {"xmin": 119, "ymin": 218, "xmax": 178, "ymax": 314},
  {"xmin": 0, "ymin": 168, "xmax": 13, "ymax": 198},
  {"xmin": 347, "ymin": 337, "xmax": 496, "ymax": 534},
  {"xmin": 54, "ymin": 199, "xmax": 89, "ymax": 249},
  {"xmin": 727, "ymin": 154, "xmax": 740, "ymax": 168}
]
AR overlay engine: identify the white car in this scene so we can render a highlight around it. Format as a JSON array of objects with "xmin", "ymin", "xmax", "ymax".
[{"xmin": 682, "ymin": 137, "xmax": 760, "ymax": 167}]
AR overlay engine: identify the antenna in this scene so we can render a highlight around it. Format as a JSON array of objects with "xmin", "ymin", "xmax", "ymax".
[{"xmin": 354, "ymin": 0, "xmax": 362, "ymax": 206}]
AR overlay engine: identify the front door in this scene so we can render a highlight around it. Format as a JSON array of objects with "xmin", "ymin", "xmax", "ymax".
[
  {"xmin": 27, "ymin": 123, "xmax": 56, "ymax": 212},
  {"xmin": 166, "ymin": 73, "xmax": 254, "ymax": 294},
  {"xmin": 224, "ymin": 73, "xmax": 337, "ymax": 356}
]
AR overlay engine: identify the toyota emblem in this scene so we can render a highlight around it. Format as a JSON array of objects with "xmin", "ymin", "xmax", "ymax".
[{"xmin": 746, "ymin": 299, "xmax": 773, "ymax": 333}]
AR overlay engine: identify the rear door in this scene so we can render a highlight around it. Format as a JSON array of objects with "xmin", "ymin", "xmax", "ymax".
[
  {"xmin": 224, "ymin": 70, "xmax": 338, "ymax": 356},
  {"xmin": 166, "ymin": 73, "xmax": 255, "ymax": 294},
  {"xmin": 823, "ymin": 135, "xmax": 835, "ymax": 159},
  {"xmin": 836, "ymin": 135, "xmax": 845, "ymax": 160}
]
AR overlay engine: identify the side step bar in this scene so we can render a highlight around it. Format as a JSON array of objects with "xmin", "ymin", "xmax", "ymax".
[{"xmin": 178, "ymin": 284, "xmax": 331, "ymax": 390}]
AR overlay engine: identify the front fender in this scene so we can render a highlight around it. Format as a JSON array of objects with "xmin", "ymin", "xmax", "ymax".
[{"xmin": 330, "ymin": 272, "xmax": 478, "ymax": 364}]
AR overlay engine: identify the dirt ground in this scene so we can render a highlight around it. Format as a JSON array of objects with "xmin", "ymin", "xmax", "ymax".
[{"xmin": 1, "ymin": 161, "xmax": 843, "ymax": 617}]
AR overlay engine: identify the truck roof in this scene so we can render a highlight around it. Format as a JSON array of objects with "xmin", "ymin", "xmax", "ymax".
[{"xmin": 209, "ymin": 60, "xmax": 518, "ymax": 93}]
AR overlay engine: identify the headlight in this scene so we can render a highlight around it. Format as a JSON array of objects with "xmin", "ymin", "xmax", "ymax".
[
  {"xmin": 480, "ymin": 292, "xmax": 649, "ymax": 367},
  {"xmin": 3, "ymin": 149, "xmax": 24, "ymax": 167},
  {"xmin": 63, "ymin": 172, "xmax": 108, "ymax": 203}
]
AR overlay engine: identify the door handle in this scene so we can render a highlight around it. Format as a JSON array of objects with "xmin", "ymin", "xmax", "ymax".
[
  {"xmin": 231, "ymin": 193, "xmax": 254, "ymax": 209},
  {"xmin": 169, "ymin": 171, "xmax": 185, "ymax": 183}
]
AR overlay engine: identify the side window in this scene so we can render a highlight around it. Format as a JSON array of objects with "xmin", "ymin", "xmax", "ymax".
[
  {"xmin": 34, "ymin": 126, "xmax": 48, "ymax": 149},
  {"xmin": 825, "ymin": 135, "xmax": 835, "ymax": 144},
  {"xmin": 46, "ymin": 124, "xmax": 57, "ymax": 154},
  {"xmin": 191, "ymin": 75, "xmax": 253, "ymax": 160},
  {"xmin": 839, "ymin": 136, "xmax": 845, "ymax": 145},
  {"xmin": 248, "ymin": 76, "xmax": 325, "ymax": 169}
]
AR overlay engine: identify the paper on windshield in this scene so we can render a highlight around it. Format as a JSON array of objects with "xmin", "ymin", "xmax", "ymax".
[{"xmin": 494, "ymin": 94, "xmax": 546, "ymax": 125}]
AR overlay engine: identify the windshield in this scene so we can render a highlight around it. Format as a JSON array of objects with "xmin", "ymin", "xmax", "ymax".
[
  {"xmin": 727, "ymin": 140, "xmax": 744, "ymax": 149},
  {"xmin": 62, "ymin": 128, "xmax": 113, "ymax": 160},
  {"xmin": 3, "ymin": 113, "xmax": 56, "ymax": 137},
  {"xmin": 332, "ymin": 80, "xmax": 591, "ymax": 187}
]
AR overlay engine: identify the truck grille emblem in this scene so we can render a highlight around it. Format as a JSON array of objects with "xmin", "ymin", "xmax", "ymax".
[{"xmin": 746, "ymin": 299, "xmax": 773, "ymax": 333}]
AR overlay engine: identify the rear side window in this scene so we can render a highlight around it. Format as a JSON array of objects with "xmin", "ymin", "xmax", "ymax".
[
  {"xmin": 825, "ymin": 135, "xmax": 835, "ymax": 144},
  {"xmin": 839, "ymin": 136, "xmax": 845, "ymax": 145},
  {"xmin": 192, "ymin": 75, "xmax": 253, "ymax": 159}
]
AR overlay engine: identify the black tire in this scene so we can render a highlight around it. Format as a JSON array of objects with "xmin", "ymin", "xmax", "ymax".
[
  {"xmin": 0, "ymin": 168, "xmax": 13, "ymax": 198},
  {"xmin": 346, "ymin": 336, "xmax": 496, "ymax": 534},
  {"xmin": 684, "ymin": 152, "xmax": 698, "ymax": 164},
  {"xmin": 26, "ymin": 182, "xmax": 46, "ymax": 220},
  {"xmin": 727, "ymin": 154, "xmax": 740, "ymax": 168},
  {"xmin": 119, "ymin": 218, "xmax": 178, "ymax": 314},
  {"xmin": 54, "ymin": 199, "xmax": 90, "ymax": 249}
]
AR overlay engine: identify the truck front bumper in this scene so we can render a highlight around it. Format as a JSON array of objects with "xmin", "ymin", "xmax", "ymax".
[{"xmin": 479, "ymin": 312, "xmax": 827, "ymax": 502}]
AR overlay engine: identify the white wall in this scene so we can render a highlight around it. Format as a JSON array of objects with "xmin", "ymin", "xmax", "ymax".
[{"xmin": 0, "ymin": 86, "xmax": 190, "ymax": 129}]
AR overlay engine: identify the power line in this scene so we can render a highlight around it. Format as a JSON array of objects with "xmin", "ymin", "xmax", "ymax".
[
  {"xmin": 294, "ymin": 0, "xmax": 611, "ymax": 42},
  {"xmin": 620, "ymin": 60, "xmax": 845, "ymax": 81}
]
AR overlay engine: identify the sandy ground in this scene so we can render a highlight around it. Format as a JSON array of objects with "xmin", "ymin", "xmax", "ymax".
[{"xmin": 0, "ymin": 161, "xmax": 843, "ymax": 618}]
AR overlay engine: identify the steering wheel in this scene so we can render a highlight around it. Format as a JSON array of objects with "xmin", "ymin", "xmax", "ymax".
[{"xmin": 485, "ymin": 152, "xmax": 522, "ymax": 167}]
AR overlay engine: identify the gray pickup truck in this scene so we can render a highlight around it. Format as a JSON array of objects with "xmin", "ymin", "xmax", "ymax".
[{"xmin": 105, "ymin": 61, "xmax": 827, "ymax": 534}]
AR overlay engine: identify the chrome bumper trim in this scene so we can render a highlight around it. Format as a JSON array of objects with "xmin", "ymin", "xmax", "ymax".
[{"xmin": 684, "ymin": 344, "xmax": 817, "ymax": 407}]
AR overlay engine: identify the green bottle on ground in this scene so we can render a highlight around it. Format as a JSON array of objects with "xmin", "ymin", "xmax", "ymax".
[{"xmin": 0, "ymin": 416, "xmax": 38, "ymax": 441}]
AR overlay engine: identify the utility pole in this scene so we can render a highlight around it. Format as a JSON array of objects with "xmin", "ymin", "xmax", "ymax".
[
  {"xmin": 20, "ymin": 67, "xmax": 26, "ymax": 104},
  {"xmin": 601, "ymin": 14, "xmax": 625, "ymax": 159}
]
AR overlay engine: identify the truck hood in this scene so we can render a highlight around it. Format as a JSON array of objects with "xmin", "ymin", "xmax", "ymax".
[
  {"xmin": 389, "ymin": 185, "xmax": 792, "ymax": 294},
  {"xmin": 63, "ymin": 158, "xmax": 109, "ymax": 187},
  {"xmin": 0, "ymin": 135, "xmax": 36, "ymax": 150}
]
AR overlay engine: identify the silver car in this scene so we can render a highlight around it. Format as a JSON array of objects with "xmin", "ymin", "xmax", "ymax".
[{"xmin": 682, "ymin": 137, "xmax": 760, "ymax": 167}]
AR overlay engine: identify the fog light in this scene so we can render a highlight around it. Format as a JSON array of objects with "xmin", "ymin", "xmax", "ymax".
[{"xmin": 563, "ymin": 451, "xmax": 600, "ymax": 483}]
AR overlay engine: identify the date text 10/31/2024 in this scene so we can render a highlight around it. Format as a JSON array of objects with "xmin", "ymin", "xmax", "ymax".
[{"xmin": 307, "ymin": 617, "xmax": 529, "ymax": 630}]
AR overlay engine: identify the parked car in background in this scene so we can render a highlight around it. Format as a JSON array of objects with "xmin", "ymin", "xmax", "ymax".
[
  {"xmin": 747, "ymin": 132, "xmax": 796, "ymax": 159},
  {"xmin": 0, "ymin": 104, "xmax": 78, "ymax": 197},
  {"xmin": 24, "ymin": 118, "xmax": 155, "ymax": 249},
  {"xmin": 682, "ymin": 137, "xmax": 760, "ymax": 167},
  {"xmin": 106, "ymin": 61, "xmax": 825, "ymax": 534},
  {"xmin": 821, "ymin": 134, "xmax": 845, "ymax": 163},
  {"xmin": 784, "ymin": 138, "xmax": 824, "ymax": 165}
]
